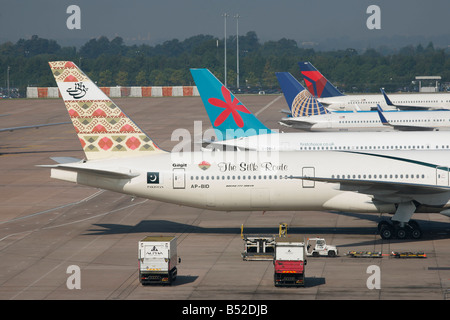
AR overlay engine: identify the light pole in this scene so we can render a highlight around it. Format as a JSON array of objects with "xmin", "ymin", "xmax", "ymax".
[
  {"xmin": 234, "ymin": 14, "xmax": 240, "ymax": 90},
  {"xmin": 7, "ymin": 66, "xmax": 10, "ymax": 99},
  {"xmin": 222, "ymin": 13, "xmax": 229, "ymax": 87}
]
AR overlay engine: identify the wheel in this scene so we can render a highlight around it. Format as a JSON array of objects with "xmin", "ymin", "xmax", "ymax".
[
  {"xmin": 380, "ymin": 224, "xmax": 394, "ymax": 240},
  {"xmin": 407, "ymin": 220, "xmax": 422, "ymax": 239},
  {"xmin": 396, "ymin": 228, "xmax": 407, "ymax": 239},
  {"xmin": 328, "ymin": 250, "xmax": 336, "ymax": 257}
]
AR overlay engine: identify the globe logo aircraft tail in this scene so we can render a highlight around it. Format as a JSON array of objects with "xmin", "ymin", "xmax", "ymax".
[
  {"xmin": 275, "ymin": 72, "xmax": 330, "ymax": 117},
  {"xmin": 49, "ymin": 61, "xmax": 165, "ymax": 160},
  {"xmin": 190, "ymin": 68, "xmax": 271, "ymax": 140},
  {"xmin": 298, "ymin": 62, "xmax": 344, "ymax": 98}
]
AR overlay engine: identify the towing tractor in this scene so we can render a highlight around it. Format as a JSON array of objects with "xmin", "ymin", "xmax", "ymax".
[
  {"xmin": 306, "ymin": 238, "xmax": 338, "ymax": 257},
  {"xmin": 138, "ymin": 236, "xmax": 179, "ymax": 285}
]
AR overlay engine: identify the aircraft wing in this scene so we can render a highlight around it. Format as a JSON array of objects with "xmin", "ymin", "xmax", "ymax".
[
  {"xmin": 380, "ymin": 88, "xmax": 432, "ymax": 111},
  {"xmin": 376, "ymin": 104, "xmax": 435, "ymax": 131},
  {"xmin": 290, "ymin": 175, "xmax": 450, "ymax": 204}
]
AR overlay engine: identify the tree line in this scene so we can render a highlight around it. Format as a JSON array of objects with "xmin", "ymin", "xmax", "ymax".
[{"xmin": 1, "ymin": 33, "xmax": 449, "ymax": 96}]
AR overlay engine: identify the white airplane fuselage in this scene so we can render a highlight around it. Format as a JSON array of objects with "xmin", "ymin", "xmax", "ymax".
[
  {"xmin": 321, "ymin": 93, "xmax": 450, "ymax": 111},
  {"xmin": 207, "ymin": 130, "xmax": 450, "ymax": 151},
  {"xmin": 280, "ymin": 110, "xmax": 450, "ymax": 132},
  {"xmin": 51, "ymin": 150, "xmax": 450, "ymax": 214}
]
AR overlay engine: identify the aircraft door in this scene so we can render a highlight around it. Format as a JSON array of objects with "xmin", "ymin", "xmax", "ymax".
[
  {"xmin": 436, "ymin": 166, "xmax": 449, "ymax": 186},
  {"xmin": 173, "ymin": 168, "xmax": 185, "ymax": 189},
  {"xmin": 302, "ymin": 167, "xmax": 315, "ymax": 188}
]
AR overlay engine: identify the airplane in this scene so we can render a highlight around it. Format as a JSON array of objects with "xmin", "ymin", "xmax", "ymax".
[
  {"xmin": 42, "ymin": 61, "xmax": 450, "ymax": 241},
  {"xmin": 0, "ymin": 122, "xmax": 71, "ymax": 132},
  {"xmin": 276, "ymin": 71, "xmax": 450, "ymax": 132},
  {"xmin": 191, "ymin": 68, "xmax": 450, "ymax": 152},
  {"xmin": 298, "ymin": 61, "xmax": 450, "ymax": 111}
]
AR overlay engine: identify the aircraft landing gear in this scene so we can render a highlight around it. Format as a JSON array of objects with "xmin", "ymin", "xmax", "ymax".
[{"xmin": 378, "ymin": 220, "xmax": 422, "ymax": 240}]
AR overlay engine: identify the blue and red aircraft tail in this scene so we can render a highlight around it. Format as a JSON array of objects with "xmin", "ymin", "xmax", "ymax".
[
  {"xmin": 275, "ymin": 72, "xmax": 330, "ymax": 117},
  {"xmin": 298, "ymin": 62, "xmax": 344, "ymax": 98},
  {"xmin": 190, "ymin": 68, "xmax": 271, "ymax": 140}
]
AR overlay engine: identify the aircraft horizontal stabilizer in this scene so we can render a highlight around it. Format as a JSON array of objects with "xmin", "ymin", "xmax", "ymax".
[
  {"xmin": 278, "ymin": 118, "xmax": 316, "ymax": 130},
  {"xmin": 50, "ymin": 157, "xmax": 83, "ymax": 164},
  {"xmin": 38, "ymin": 163, "xmax": 140, "ymax": 179}
]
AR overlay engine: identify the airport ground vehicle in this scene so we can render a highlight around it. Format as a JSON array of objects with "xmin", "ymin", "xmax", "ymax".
[
  {"xmin": 240, "ymin": 223, "xmax": 288, "ymax": 261},
  {"xmin": 138, "ymin": 236, "xmax": 178, "ymax": 285},
  {"xmin": 391, "ymin": 251, "xmax": 427, "ymax": 258},
  {"xmin": 346, "ymin": 251, "xmax": 383, "ymax": 258},
  {"xmin": 273, "ymin": 236, "xmax": 306, "ymax": 287},
  {"xmin": 306, "ymin": 238, "xmax": 338, "ymax": 257}
]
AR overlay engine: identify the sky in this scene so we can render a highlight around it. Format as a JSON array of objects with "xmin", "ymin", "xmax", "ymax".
[{"xmin": 1, "ymin": 0, "xmax": 449, "ymax": 50}]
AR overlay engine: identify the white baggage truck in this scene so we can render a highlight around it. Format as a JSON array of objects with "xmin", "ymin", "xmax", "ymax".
[{"xmin": 138, "ymin": 236, "xmax": 178, "ymax": 285}]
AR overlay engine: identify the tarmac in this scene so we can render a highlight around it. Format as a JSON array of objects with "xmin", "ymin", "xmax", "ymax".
[{"xmin": 1, "ymin": 95, "xmax": 450, "ymax": 302}]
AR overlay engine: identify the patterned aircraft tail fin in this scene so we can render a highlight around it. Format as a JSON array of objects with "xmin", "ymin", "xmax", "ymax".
[{"xmin": 49, "ymin": 61, "xmax": 165, "ymax": 160}]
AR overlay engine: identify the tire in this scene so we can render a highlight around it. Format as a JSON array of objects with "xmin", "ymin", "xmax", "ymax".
[
  {"xmin": 328, "ymin": 250, "xmax": 336, "ymax": 257},
  {"xmin": 410, "ymin": 227, "xmax": 422, "ymax": 239},
  {"xmin": 396, "ymin": 228, "xmax": 407, "ymax": 239},
  {"xmin": 380, "ymin": 224, "xmax": 394, "ymax": 240},
  {"xmin": 408, "ymin": 221, "xmax": 422, "ymax": 239}
]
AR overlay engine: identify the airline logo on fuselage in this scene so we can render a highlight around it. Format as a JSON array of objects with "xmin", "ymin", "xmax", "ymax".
[{"xmin": 147, "ymin": 172, "xmax": 160, "ymax": 184}]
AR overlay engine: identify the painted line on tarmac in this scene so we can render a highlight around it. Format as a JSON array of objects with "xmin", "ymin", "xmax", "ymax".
[{"xmin": 0, "ymin": 190, "xmax": 105, "ymax": 225}]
